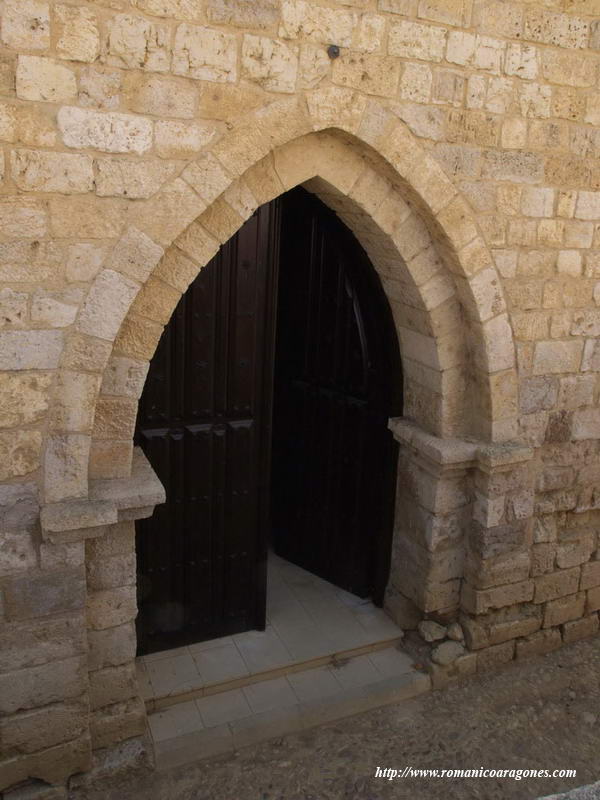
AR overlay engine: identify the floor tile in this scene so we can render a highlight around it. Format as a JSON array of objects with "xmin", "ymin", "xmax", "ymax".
[
  {"xmin": 234, "ymin": 626, "xmax": 293, "ymax": 673},
  {"xmin": 148, "ymin": 700, "xmax": 204, "ymax": 743},
  {"xmin": 287, "ymin": 666, "xmax": 342, "ymax": 703},
  {"xmin": 192, "ymin": 642, "xmax": 249, "ymax": 685},
  {"xmin": 146, "ymin": 652, "xmax": 203, "ymax": 697},
  {"xmin": 368, "ymin": 647, "xmax": 414, "ymax": 678},
  {"xmin": 242, "ymin": 676, "xmax": 298, "ymax": 714},
  {"xmin": 353, "ymin": 607, "xmax": 404, "ymax": 639},
  {"xmin": 196, "ymin": 688, "xmax": 253, "ymax": 728},
  {"xmin": 272, "ymin": 621, "xmax": 335, "ymax": 661},
  {"xmin": 328, "ymin": 654, "xmax": 380, "ymax": 689},
  {"xmin": 142, "ymin": 645, "xmax": 192, "ymax": 664}
]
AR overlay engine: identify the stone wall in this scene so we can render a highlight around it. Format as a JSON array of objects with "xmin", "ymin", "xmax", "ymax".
[{"xmin": 2, "ymin": 0, "xmax": 600, "ymax": 793}]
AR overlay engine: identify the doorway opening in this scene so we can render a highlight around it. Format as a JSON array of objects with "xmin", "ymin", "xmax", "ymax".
[{"xmin": 134, "ymin": 186, "xmax": 403, "ymax": 660}]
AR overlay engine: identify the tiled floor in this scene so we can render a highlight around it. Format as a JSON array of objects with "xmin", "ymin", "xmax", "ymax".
[
  {"xmin": 148, "ymin": 647, "xmax": 419, "ymax": 750},
  {"xmin": 137, "ymin": 552, "xmax": 403, "ymax": 705}
]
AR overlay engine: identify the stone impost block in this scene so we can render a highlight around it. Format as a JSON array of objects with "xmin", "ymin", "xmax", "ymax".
[
  {"xmin": 89, "ymin": 447, "xmax": 166, "ymax": 514},
  {"xmin": 41, "ymin": 498, "xmax": 117, "ymax": 539}
]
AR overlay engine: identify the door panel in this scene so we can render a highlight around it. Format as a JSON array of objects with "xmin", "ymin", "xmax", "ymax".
[
  {"xmin": 135, "ymin": 203, "xmax": 280, "ymax": 655},
  {"xmin": 271, "ymin": 188, "xmax": 401, "ymax": 602}
]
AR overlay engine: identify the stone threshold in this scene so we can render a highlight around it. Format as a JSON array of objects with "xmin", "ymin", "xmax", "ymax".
[
  {"xmin": 151, "ymin": 646, "xmax": 431, "ymax": 772},
  {"xmin": 143, "ymin": 635, "xmax": 404, "ymax": 713}
]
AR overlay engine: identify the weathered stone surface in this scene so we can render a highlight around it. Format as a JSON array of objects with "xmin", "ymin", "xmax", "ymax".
[
  {"xmin": 3, "ymin": 568, "xmax": 86, "ymax": 620},
  {"xmin": 105, "ymin": 14, "xmax": 170, "ymax": 72},
  {"xmin": 12, "ymin": 149, "xmax": 94, "ymax": 194},
  {"xmin": 515, "ymin": 628, "xmax": 562, "ymax": 660},
  {"xmin": 95, "ymin": 158, "xmax": 177, "ymax": 199},
  {"xmin": 44, "ymin": 433, "xmax": 90, "ymax": 503},
  {"xmin": 431, "ymin": 640, "xmax": 465, "ymax": 665},
  {"xmin": 0, "ymin": 430, "xmax": 42, "ymax": 480},
  {"xmin": 58, "ymin": 107, "xmax": 153, "ymax": 155},
  {"xmin": 172, "ymin": 24, "xmax": 238, "ymax": 83},
  {"xmin": 242, "ymin": 34, "xmax": 298, "ymax": 94},
  {"xmin": 534, "ymin": 568, "xmax": 581, "ymax": 604},
  {"xmin": 0, "ymin": 655, "xmax": 86, "ymax": 714},
  {"xmin": 88, "ymin": 622, "xmax": 137, "ymax": 670},
  {"xmin": 447, "ymin": 622, "xmax": 464, "ymax": 641},
  {"xmin": 87, "ymin": 586, "xmax": 138, "ymax": 630},
  {"xmin": 0, "ymin": 483, "xmax": 39, "ymax": 532},
  {"xmin": 101, "ymin": 356, "xmax": 149, "ymax": 398},
  {"xmin": 66, "ymin": 243, "xmax": 108, "ymax": 283},
  {"xmin": 0, "ymin": 613, "xmax": 86, "ymax": 672},
  {"xmin": 418, "ymin": 619, "xmax": 447, "ymax": 642},
  {"xmin": 1, "ymin": 0, "xmax": 50, "ymax": 51},
  {"xmin": 56, "ymin": 4, "xmax": 100, "ymax": 63},
  {"xmin": 16, "ymin": 56, "xmax": 77, "ymax": 102},
  {"xmin": 78, "ymin": 269, "xmax": 140, "ymax": 342},
  {"xmin": 543, "ymin": 592, "xmax": 585, "ymax": 628},
  {"xmin": 0, "ymin": 373, "xmax": 52, "ymax": 428},
  {"xmin": 125, "ymin": 74, "xmax": 197, "ymax": 118},
  {"xmin": 89, "ymin": 663, "xmax": 138, "ymax": 711},
  {"xmin": 154, "ymin": 120, "xmax": 215, "ymax": 158},
  {"xmin": 208, "ymin": 0, "xmax": 279, "ymax": 28},
  {"xmin": 79, "ymin": 67, "xmax": 122, "ymax": 110},
  {"xmin": 280, "ymin": 1, "xmax": 357, "ymax": 47}
]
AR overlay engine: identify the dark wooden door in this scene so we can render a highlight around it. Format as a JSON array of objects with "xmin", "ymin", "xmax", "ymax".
[
  {"xmin": 271, "ymin": 188, "xmax": 401, "ymax": 603},
  {"xmin": 135, "ymin": 202, "xmax": 280, "ymax": 655}
]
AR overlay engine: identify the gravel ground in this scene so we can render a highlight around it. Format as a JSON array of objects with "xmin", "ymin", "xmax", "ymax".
[{"xmin": 71, "ymin": 636, "xmax": 600, "ymax": 800}]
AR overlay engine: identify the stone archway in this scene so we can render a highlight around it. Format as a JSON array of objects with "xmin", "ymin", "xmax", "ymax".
[{"xmin": 37, "ymin": 98, "xmax": 530, "ymax": 779}]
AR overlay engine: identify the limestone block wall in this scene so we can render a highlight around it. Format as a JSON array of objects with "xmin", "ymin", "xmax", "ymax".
[{"xmin": 1, "ymin": 0, "xmax": 600, "ymax": 791}]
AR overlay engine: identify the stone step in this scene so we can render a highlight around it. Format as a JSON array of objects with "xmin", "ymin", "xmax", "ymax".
[
  {"xmin": 148, "ymin": 645, "xmax": 430, "ymax": 772},
  {"xmin": 142, "ymin": 634, "xmax": 404, "ymax": 714}
]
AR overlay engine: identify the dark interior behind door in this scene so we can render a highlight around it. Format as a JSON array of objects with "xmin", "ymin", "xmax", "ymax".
[{"xmin": 271, "ymin": 188, "xmax": 402, "ymax": 603}]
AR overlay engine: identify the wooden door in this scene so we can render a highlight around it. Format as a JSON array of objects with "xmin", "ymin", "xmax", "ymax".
[
  {"xmin": 271, "ymin": 188, "xmax": 402, "ymax": 603},
  {"xmin": 134, "ymin": 202, "xmax": 280, "ymax": 655}
]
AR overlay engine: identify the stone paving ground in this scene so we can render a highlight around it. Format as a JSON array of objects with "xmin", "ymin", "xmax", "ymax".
[{"xmin": 70, "ymin": 637, "xmax": 600, "ymax": 800}]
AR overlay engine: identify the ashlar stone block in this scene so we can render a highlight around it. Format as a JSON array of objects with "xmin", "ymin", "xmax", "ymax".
[
  {"xmin": 55, "ymin": 4, "xmax": 100, "ymax": 63},
  {"xmin": 105, "ymin": 14, "xmax": 170, "ymax": 73},
  {"xmin": 16, "ymin": 56, "xmax": 77, "ymax": 103},
  {"xmin": 242, "ymin": 34, "xmax": 298, "ymax": 94},
  {"xmin": 172, "ymin": 24, "xmax": 238, "ymax": 83},
  {"xmin": 58, "ymin": 107, "xmax": 153, "ymax": 155},
  {"xmin": 1, "ymin": 0, "xmax": 50, "ymax": 52}
]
